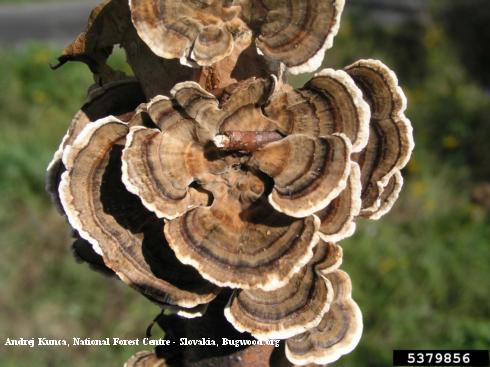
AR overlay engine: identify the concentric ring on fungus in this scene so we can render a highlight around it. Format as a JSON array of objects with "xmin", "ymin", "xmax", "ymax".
[
  {"xmin": 285, "ymin": 270, "xmax": 363, "ymax": 365},
  {"xmin": 346, "ymin": 59, "xmax": 414, "ymax": 218},
  {"xmin": 225, "ymin": 242, "xmax": 342, "ymax": 340},
  {"xmin": 59, "ymin": 116, "xmax": 219, "ymax": 308}
]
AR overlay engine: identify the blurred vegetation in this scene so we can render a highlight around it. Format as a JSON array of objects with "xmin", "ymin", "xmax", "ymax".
[
  {"xmin": 0, "ymin": 2, "xmax": 489, "ymax": 366},
  {"xmin": 0, "ymin": 0, "xmax": 83, "ymax": 4},
  {"xmin": 441, "ymin": 0, "xmax": 490, "ymax": 87}
]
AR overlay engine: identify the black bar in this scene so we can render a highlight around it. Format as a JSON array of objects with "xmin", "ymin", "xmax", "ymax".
[{"xmin": 393, "ymin": 350, "xmax": 489, "ymax": 366}]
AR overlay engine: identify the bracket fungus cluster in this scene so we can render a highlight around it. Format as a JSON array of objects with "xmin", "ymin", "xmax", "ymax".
[{"xmin": 47, "ymin": 0, "xmax": 414, "ymax": 365}]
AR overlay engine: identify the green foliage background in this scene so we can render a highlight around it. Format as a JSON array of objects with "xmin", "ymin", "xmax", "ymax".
[{"xmin": 0, "ymin": 2, "xmax": 489, "ymax": 366}]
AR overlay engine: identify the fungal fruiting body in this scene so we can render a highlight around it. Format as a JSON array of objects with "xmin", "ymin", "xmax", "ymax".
[{"xmin": 47, "ymin": 0, "xmax": 414, "ymax": 365}]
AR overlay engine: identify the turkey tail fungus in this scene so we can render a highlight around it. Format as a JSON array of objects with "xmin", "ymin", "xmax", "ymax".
[{"xmin": 48, "ymin": 0, "xmax": 414, "ymax": 365}]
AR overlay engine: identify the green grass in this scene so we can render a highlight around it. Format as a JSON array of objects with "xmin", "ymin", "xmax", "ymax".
[{"xmin": 0, "ymin": 13, "xmax": 489, "ymax": 366}]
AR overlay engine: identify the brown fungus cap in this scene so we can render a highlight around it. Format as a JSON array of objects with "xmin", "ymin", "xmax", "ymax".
[
  {"xmin": 46, "ymin": 79, "xmax": 145, "ymax": 214},
  {"xmin": 165, "ymin": 193, "xmax": 320, "ymax": 291},
  {"xmin": 146, "ymin": 95, "xmax": 187, "ymax": 131},
  {"xmin": 252, "ymin": 0, "xmax": 345, "ymax": 74},
  {"xmin": 46, "ymin": 80, "xmax": 145, "ymax": 273},
  {"xmin": 263, "ymin": 69, "xmax": 370, "ymax": 153},
  {"xmin": 285, "ymin": 270, "xmax": 363, "ymax": 366},
  {"xmin": 345, "ymin": 59, "xmax": 414, "ymax": 217},
  {"xmin": 361, "ymin": 169, "xmax": 403, "ymax": 220},
  {"xmin": 122, "ymin": 122, "xmax": 211, "ymax": 220},
  {"xmin": 59, "ymin": 116, "xmax": 219, "ymax": 308},
  {"xmin": 224, "ymin": 242, "xmax": 343, "ymax": 340},
  {"xmin": 250, "ymin": 134, "xmax": 352, "ymax": 218},
  {"xmin": 315, "ymin": 162, "xmax": 362, "ymax": 243},
  {"xmin": 129, "ymin": 0, "xmax": 251, "ymax": 67}
]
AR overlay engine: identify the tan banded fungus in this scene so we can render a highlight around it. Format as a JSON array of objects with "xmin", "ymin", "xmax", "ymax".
[
  {"xmin": 346, "ymin": 59, "xmax": 414, "ymax": 218},
  {"xmin": 252, "ymin": 0, "xmax": 345, "ymax": 74},
  {"xmin": 129, "ymin": 0, "xmax": 251, "ymax": 67},
  {"xmin": 48, "ymin": 1, "xmax": 415, "ymax": 363},
  {"xmin": 59, "ymin": 116, "xmax": 219, "ymax": 308},
  {"xmin": 263, "ymin": 68, "xmax": 370, "ymax": 153},
  {"xmin": 225, "ymin": 242, "xmax": 342, "ymax": 340},
  {"xmin": 286, "ymin": 270, "xmax": 363, "ymax": 366},
  {"xmin": 46, "ymin": 78, "xmax": 145, "ymax": 213},
  {"xmin": 315, "ymin": 162, "xmax": 362, "ymax": 243},
  {"xmin": 361, "ymin": 170, "xmax": 404, "ymax": 220},
  {"xmin": 250, "ymin": 133, "xmax": 352, "ymax": 218},
  {"xmin": 122, "ymin": 122, "xmax": 211, "ymax": 220},
  {"xmin": 165, "ymin": 197, "xmax": 320, "ymax": 290}
]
